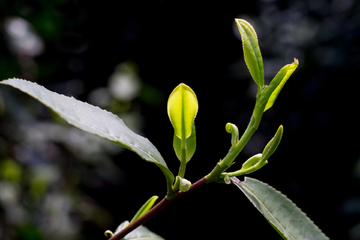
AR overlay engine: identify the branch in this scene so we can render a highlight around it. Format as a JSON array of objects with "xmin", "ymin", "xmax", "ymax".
[{"xmin": 109, "ymin": 177, "xmax": 207, "ymax": 240}]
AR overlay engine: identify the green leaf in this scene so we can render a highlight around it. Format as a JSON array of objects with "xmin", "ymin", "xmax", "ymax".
[
  {"xmin": 231, "ymin": 177, "xmax": 328, "ymax": 240},
  {"xmin": 112, "ymin": 221, "xmax": 165, "ymax": 240},
  {"xmin": 262, "ymin": 59, "xmax": 299, "ymax": 111},
  {"xmin": 223, "ymin": 153, "xmax": 267, "ymax": 178},
  {"xmin": 130, "ymin": 196, "xmax": 158, "ymax": 223},
  {"xmin": 0, "ymin": 78, "xmax": 174, "ymax": 190},
  {"xmin": 173, "ymin": 123, "xmax": 196, "ymax": 162},
  {"xmin": 261, "ymin": 125, "xmax": 283, "ymax": 162},
  {"xmin": 167, "ymin": 83, "xmax": 198, "ymax": 162},
  {"xmin": 167, "ymin": 83, "xmax": 198, "ymax": 140},
  {"xmin": 241, "ymin": 153, "xmax": 263, "ymax": 171},
  {"xmin": 235, "ymin": 19, "xmax": 264, "ymax": 88}
]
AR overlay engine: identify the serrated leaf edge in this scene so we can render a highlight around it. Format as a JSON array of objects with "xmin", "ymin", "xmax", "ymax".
[
  {"xmin": 1, "ymin": 78, "xmax": 168, "ymax": 169},
  {"xmin": 231, "ymin": 177, "xmax": 327, "ymax": 240}
]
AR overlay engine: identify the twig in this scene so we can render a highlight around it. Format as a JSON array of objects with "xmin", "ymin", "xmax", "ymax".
[{"xmin": 109, "ymin": 177, "xmax": 207, "ymax": 240}]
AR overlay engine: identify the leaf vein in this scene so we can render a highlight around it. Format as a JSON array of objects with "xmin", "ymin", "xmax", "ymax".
[
  {"xmin": 70, "ymin": 101, "xmax": 82, "ymax": 123},
  {"xmin": 4, "ymin": 79, "xmax": 160, "ymax": 164},
  {"xmin": 241, "ymin": 183, "xmax": 295, "ymax": 240},
  {"xmin": 100, "ymin": 109, "xmax": 111, "ymax": 135}
]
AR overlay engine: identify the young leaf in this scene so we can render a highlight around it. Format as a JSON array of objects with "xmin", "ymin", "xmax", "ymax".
[
  {"xmin": 130, "ymin": 196, "xmax": 158, "ymax": 223},
  {"xmin": 241, "ymin": 153, "xmax": 263, "ymax": 170},
  {"xmin": 167, "ymin": 83, "xmax": 198, "ymax": 162},
  {"xmin": 222, "ymin": 153, "xmax": 267, "ymax": 178},
  {"xmin": 111, "ymin": 221, "xmax": 164, "ymax": 240},
  {"xmin": 173, "ymin": 123, "xmax": 196, "ymax": 162},
  {"xmin": 167, "ymin": 83, "xmax": 198, "ymax": 141},
  {"xmin": 0, "ymin": 78, "xmax": 174, "ymax": 190},
  {"xmin": 235, "ymin": 19, "xmax": 264, "ymax": 88},
  {"xmin": 231, "ymin": 177, "xmax": 328, "ymax": 240},
  {"xmin": 261, "ymin": 125, "xmax": 283, "ymax": 162},
  {"xmin": 262, "ymin": 59, "xmax": 299, "ymax": 112}
]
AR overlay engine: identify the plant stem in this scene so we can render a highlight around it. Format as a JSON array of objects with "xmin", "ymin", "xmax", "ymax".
[
  {"xmin": 109, "ymin": 178, "xmax": 207, "ymax": 240},
  {"xmin": 110, "ymin": 99, "xmax": 264, "ymax": 240},
  {"xmin": 178, "ymin": 148, "xmax": 186, "ymax": 178},
  {"xmin": 204, "ymin": 114, "xmax": 259, "ymax": 183}
]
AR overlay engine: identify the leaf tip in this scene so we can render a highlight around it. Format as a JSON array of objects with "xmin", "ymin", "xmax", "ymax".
[
  {"xmin": 293, "ymin": 58, "xmax": 299, "ymax": 66},
  {"xmin": 235, "ymin": 18, "xmax": 249, "ymax": 25},
  {"xmin": 235, "ymin": 19, "xmax": 258, "ymax": 37},
  {"xmin": 278, "ymin": 124, "xmax": 284, "ymax": 133}
]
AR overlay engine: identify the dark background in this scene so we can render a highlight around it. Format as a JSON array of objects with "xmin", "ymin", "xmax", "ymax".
[{"xmin": 1, "ymin": 0, "xmax": 360, "ymax": 239}]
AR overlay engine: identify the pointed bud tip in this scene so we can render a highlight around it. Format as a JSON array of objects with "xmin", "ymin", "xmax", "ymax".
[
  {"xmin": 293, "ymin": 58, "xmax": 299, "ymax": 66},
  {"xmin": 224, "ymin": 174, "xmax": 231, "ymax": 184},
  {"xmin": 279, "ymin": 124, "xmax": 284, "ymax": 131},
  {"xmin": 235, "ymin": 18, "xmax": 248, "ymax": 24}
]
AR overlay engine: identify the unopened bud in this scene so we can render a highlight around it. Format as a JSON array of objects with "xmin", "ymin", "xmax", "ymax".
[
  {"xmin": 261, "ymin": 125, "xmax": 283, "ymax": 162},
  {"xmin": 179, "ymin": 177, "xmax": 192, "ymax": 192}
]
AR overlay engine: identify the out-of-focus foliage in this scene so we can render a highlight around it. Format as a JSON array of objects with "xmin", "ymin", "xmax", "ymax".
[
  {"xmin": 0, "ymin": 66, "xmax": 146, "ymax": 240},
  {"xmin": 0, "ymin": 2, "xmax": 147, "ymax": 239}
]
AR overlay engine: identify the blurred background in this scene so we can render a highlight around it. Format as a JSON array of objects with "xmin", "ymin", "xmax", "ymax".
[{"xmin": 0, "ymin": 0, "xmax": 360, "ymax": 239}]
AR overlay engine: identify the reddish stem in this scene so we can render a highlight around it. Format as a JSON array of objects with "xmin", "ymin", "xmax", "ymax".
[{"xmin": 109, "ymin": 177, "xmax": 207, "ymax": 240}]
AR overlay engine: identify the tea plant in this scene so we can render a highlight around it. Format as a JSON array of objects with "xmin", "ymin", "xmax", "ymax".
[{"xmin": 0, "ymin": 19, "xmax": 328, "ymax": 239}]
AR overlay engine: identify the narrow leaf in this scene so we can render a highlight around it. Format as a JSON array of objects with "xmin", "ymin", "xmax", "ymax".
[
  {"xmin": 0, "ymin": 78, "xmax": 174, "ymax": 188},
  {"xmin": 263, "ymin": 59, "xmax": 299, "ymax": 111},
  {"xmin": 261, "ymin": 125, "xmax": 283, "ymax": 162},
  {"xmin": 113, "ymin": 221, "xmax": 164, "ymax": 240},
  {"xmin": 231, "ymin": 177, "xmax": 328, "ymax": 240},
  {"xmin": 235, "ymin": 19, "xmax": 264, "ymax": 87},
  {"xmin": 130, "ymin": 196, "xmax": 158, "ymax": 223}
]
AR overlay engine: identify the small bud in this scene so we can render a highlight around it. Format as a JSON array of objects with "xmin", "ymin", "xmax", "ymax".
[
  {"xmin": 225, "ymin": 123, "xmax": 239, "ymax": 147},
  {"xmin": 179, "ymin": 176, "xmax": 192, "ymax": 192},
  {"xmin": 104, "ymin": 230, "xmax": 114, "ymax": 238},
  {"xmin": 224, "ymin": 174, "xmax": 231, "ymax": 184}
]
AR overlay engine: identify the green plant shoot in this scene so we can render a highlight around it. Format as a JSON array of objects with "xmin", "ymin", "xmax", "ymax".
[
  {"xmin": 263, "ymin": 59, "xmax": 299, "ymax": 111},
  {"xmin": 236, "ymin": 19, "xmax": 264, "ymax": 89},
  {"xmin": 105, "ymin": 195, "xmax": 159, "ymax": 238},
  {"xmin": 0, "ymin": 18, "xmax": 330, "ymax": 240},
  {"xmin": 167, "ymin": 83, "xmax": 198, "ymax": 177},
  {"xmin": 260, "ymin": 125, "xmax": 283, "ymax": 163},
  {"xmin": 130, "ymin": 196, "xmax": 158, "ymax": 223}
]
